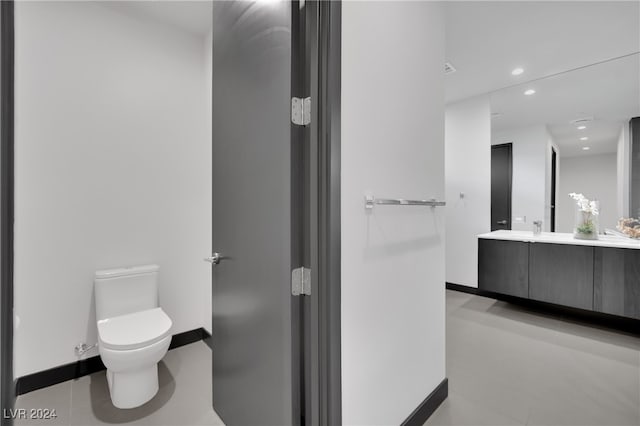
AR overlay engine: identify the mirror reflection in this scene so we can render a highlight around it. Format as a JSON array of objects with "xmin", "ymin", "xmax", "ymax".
[{"xmin": 490, "ymin": 53, "xmax": 640, "ymax": 233}]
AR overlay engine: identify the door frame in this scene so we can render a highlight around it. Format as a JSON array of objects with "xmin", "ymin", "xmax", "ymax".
[
  {"xmin": 1, "ymin": 0, "xmax": 15, "ymax": 422},
  {"xmin": 306, "ymin": 1, "xmax": 342, "ymax": 425}
]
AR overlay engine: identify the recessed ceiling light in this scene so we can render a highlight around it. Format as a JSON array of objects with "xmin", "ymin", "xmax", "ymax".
[
  {"xmin": 511, "ymin": 67, "xmax": 524, "ymax": 76},
  {"xmin": 582, "ymin": 146, "xmax": 590, "ymax": 151},
  {"xmin": 580, "ymin": 137, "xmax": 589, "ymax": 141},
  {"xmin": 577, "ymin": 126, "xmax": 587, "ymax": 130},
  {"xmin": 524, "ymin": 89, "xmax": 536, "ymax": 96}
]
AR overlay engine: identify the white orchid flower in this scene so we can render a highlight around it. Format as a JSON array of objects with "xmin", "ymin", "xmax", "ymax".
[{"xmin": 569, "ymin": 193, "xmax": 598, "ymax": 214}]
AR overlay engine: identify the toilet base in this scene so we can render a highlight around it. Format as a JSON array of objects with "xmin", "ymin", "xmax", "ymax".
[{"xmin": 106, "ymin": 365, "xmax": 159, "ymax": 409}]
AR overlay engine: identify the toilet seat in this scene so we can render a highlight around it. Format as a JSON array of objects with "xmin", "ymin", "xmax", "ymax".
[{"xmin": 98, "ymin": 308, "xmax": 172, "ymax": 351}]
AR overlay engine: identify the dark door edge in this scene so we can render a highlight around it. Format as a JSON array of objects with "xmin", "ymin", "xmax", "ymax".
[
  {"xmin": 291, "ymin": 1, "xmax": 306, "ymax": 424},
  {"xmin": 1, "ymin": 1, "xmax": 15, "ymax": 424},
  {"xmin": 550, "ymin": 147, "xmax": 557, "ymax": 232},
  {"xmin": 309, "ymin": 1, "xmax": 342, "ymax": 425},
  {"xmin": 630, "ymin": 117, "xmax": 640, "ymax": 217}
]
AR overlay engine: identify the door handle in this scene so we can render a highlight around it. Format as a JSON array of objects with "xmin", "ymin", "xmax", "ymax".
[
  {"xmin": 204, "ymin": 252, "xmax": 223, "ymax": 265},
  {"xmin": 496, "ymin": 220, "xmax": 508, "ymax": 225}
]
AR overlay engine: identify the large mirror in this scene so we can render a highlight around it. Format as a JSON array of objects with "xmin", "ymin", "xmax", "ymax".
[{"xmin": 490, "ymin": 53, "xmax": 640, "ymax": 233}]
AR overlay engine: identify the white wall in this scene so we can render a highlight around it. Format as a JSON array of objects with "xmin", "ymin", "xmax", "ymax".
[
  {"xmin": 342, "ymin": 2, "xmax": 446, "ymax": 424},
  {"xmin": 493, "ymin": 125, "xmax": 549, "ymax": 231},
  {"xmin": 445, "ymin": 96, "xmax": 490, "ymax": 288},
  {"xmin": 14, "ymin": 2, "xmax": 211, "ymax": 377},
  {"xmin": 557, "ymin": 154, "xmax": 618, "ymax": 233},
  {"xmin": 617, "ymin": 123, "xmax": 630, "ymax": 219}
]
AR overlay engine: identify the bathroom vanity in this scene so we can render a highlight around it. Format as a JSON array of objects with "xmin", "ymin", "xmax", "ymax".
[{"xmin": 478, "ymin": 231, "xmax": 640, "ymax": 320}]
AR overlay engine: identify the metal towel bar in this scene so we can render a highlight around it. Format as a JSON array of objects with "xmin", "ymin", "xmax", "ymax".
[{"xmin": 365, "ymin": 195, "xmax": 446, "ymax": 210}]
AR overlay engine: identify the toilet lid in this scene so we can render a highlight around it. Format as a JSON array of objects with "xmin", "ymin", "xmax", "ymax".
[{"xmin": 97, "ymin": 308, "xmax": 172, "ymax": 351}]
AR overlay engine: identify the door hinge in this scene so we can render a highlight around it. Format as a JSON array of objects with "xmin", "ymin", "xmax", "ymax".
[
  {"xmin": 291, "ymin": 267, "xmax": 311, "ymax": 296},
  {"xmin": 291, "ymin": 97, "xmax": 311, "ymax": 126}
]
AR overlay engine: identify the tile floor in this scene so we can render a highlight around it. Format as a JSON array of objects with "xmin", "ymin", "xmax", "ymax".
[
  {"xmin": 14, "ymin": 291, "xmax": 640, "ymax": 426},
  {"xmin": 14, "ymin": 341, "xmax": 223, "ymax": 426},
  {"xmin": 425, "ymin": 290, "xmax": 640, "ymax": 426}
]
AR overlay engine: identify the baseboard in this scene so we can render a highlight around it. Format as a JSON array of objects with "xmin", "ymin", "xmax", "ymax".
[
  {"xmin": 168, "ymin": 327, "xmax": 207, "ymax": 350},
  {"xmin": 16, "ymin": 327, "xmax": 208, "ymax": 396},
  {"xmin": 16, "ymin": 355, "xmax": 107, "ymax": 396},
  {"xmin": 401, "ymin": 378, "xmax": 448, "ymax": 426},
  {"xmin": 445, "ymin": 282, "xmax": 482, "ymax": 295},
  {"xmin": 202, "ymin": 329, "xmax": 213, "ymax": 351},
  {"xmin": 446, "ymin": 282, "xmax": 640, "ymax": 335}
]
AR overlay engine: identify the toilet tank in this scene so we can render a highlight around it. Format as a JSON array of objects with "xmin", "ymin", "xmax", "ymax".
[{"xmin": 95, "ymin": 264, "xmax": 160, "ymax": 321}]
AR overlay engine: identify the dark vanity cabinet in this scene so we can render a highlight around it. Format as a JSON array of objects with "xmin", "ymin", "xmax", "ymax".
[
  {"xmin": 478, "ymin": 237, "xmax": 640, "ymax": 321},
  {"xmin": 478, "ymin": 239, "xmax": 529, "ymax": 298},
  {"xmin": 529, "ymin": 243, "xmax": 593, "ymax": 310},
  {"xmin": 594, "ymin": 248, "xmax": 640, "ymax": 320}
]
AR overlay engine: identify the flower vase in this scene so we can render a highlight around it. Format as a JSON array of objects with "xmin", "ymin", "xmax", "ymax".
[{"xmin": 574, "ymin": 202, "xmax": 599, "ymax": 240}]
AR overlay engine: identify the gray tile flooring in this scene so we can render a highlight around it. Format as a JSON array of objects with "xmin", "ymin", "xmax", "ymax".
[
  {"xmin": 14, "ymin": 291, "xmax": 640, "ymax": 426},
  {"xmin": 15, "ymin": 341, "xmax": 223, "ymax": 426},
  {"xmin": 426, "ymin": 290, "xmax": 640, "ymax": 426}
]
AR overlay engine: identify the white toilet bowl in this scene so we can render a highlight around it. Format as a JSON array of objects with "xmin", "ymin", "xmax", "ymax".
[
  {"xmin": 97, "ymin": 307, "xmax": 172, "ymax": 409},
  {"xmin": 94, "ymin": 264, "xmax": 172, "ymax": 409}
]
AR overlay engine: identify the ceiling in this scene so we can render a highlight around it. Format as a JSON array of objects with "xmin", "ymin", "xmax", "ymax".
[
  {"xmin": 491, "ymin": 53, "xmax": 640, "ymax": 157},
  {"xmin": 101, "ymin": 1, "xmax": 213, "ymax": 37},
  {"xmin": 98, "ymin": 1, "xmax": 640, "ymax": 157},
  {"xmin": 445, "ymin": 1, "xmax": 640, "ymax": 158},
  {"xmin": 445, "ymin": 1, "xmax": 640, "ymax": 104}
]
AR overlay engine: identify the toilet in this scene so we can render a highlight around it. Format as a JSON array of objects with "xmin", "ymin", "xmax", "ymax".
[{"xmin": 94, "ymin": 264, "xmax": 172, "ymax": 409}]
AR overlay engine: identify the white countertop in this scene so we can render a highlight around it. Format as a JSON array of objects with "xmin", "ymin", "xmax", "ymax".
[{"xmin": 478, "ymin": 230, "xmax": 640, "ymax": 250}]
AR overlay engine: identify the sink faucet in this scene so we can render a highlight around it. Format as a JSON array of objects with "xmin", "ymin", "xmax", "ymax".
[{"xmin": 533, "ymin": 220, "xmax": 542, "ymax": 235}]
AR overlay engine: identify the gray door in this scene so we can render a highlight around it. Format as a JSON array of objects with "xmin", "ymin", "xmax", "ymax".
[
  {"xmin": 211, "ymin": 2, "xmax": 298, "ymax": 425},
  {"xmin": 491, "ymin": 143, "xmax": 513, "ymax": 231}
]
